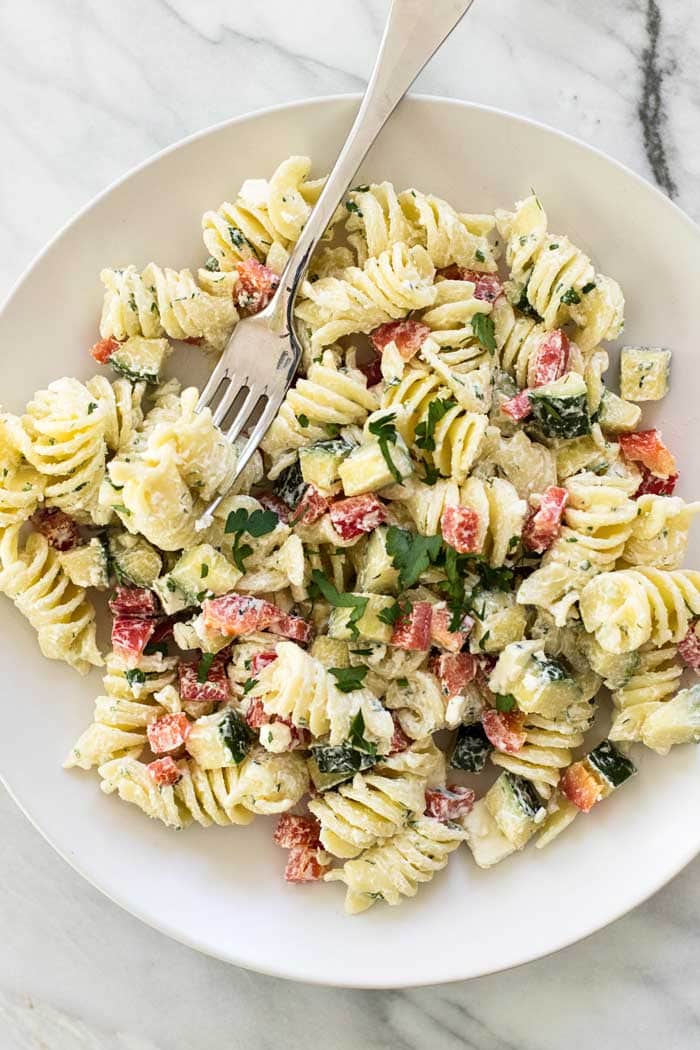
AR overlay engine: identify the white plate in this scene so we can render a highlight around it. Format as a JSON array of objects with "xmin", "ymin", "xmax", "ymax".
[{"xmin": 2, "ymin": 96, "xmax": 700, "ymax": 988}]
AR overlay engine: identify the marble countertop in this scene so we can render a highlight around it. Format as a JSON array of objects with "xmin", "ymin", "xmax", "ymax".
[{"xmin": 1, "ymin": 0, "xmax": 699, "ymax": 1045}]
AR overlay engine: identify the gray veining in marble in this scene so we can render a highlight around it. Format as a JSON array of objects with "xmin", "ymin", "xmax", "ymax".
[{"xmin": 1, "ymin": 1, "xmax": 699, "ymax": 1047}]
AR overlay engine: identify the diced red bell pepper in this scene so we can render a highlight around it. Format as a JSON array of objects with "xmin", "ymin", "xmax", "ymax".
[
  {"xmin": 430, "ymin": 604, "xmax": 472, "ymax": 653},
  {"xmin": 329, "ymin": 493, "xmax": 386, "ymax": 540},
  {"xmin": 89, "ymin": 336, "xmax": 120, "ymax": 364},
  {"xmin": 178, "ymin": 656, "xmax": 229, "ymax": 704},
  {"xmin": 441, "ymin": 504, "xmax": 481, "ymax": 554},
  {"xmin": 250, "ymin": 651, "xmax": 278, "ymax": 678},
  {"xmin": 482, "ymin": 708, "xmax": 527, "ymax": 753},
  {"xmin": 424, "ymin": 785, "xmax": 475, "ymax": 821},
  {"xmin": 31, "ymin": 507, "xmax": 82, "ymax": 552},
  {"xmin": 370, "ymin": 319, "xmax": 431, "ymax": 361},
  {"xmin": 268, "ymin": 613, "xmax": 314, "ymax": 646},
  {"xmin": 358, "ymin": 353, "xmax": 383, "ymax": 387},
  {"xmin": 438, "ymin": 265, "xmax": 503, "ymax": 303},
  {"xmin": 147, "ymin": 712, "xmax": 191, "ymax": 755},
  {"xmin": 234, "ymin": 258, "xmax": 280, "ymax": 313},
  {"xmin": 284, "ymin": 846, "xmax": 330, "ymax": 883},
  {"xmin": 109, "ymin": 586, "xmax": 160, "ymax": 618},
  {"xmin": 501, "ymin": 390, "xmax": 532, "ymax": 421},
  {"xmin": 678, "ymin": 625, "xmax": 700, "ymax": 673},
  {"xmin": 147, "ymin": 756, "xmax": 182, "ymax": 786},
  {"xmin": 433, "ymin": 652, "xmax": 478, "ymax": 696},
  {"xmin": 244, "ymin": 698, "xmax": 268, "ymax": 729},
  {"xmin": 387, "ymin": 714, "xmax": 412, "ymax": 755},
  {"xmin": 274, "ymin": 814, "xmax": 321, "ymax": 849},
  {"xmin": 619, "ymin": 429, "xmax": 677, "ymax": 478},
  {"xmin": 559, "ymin": 761, "xmax": 603, "ymax": 812},
  {"xmin": 390, "ymin": 601, "xmax": 433, "ymax": 651},
  {"xmin": 530, "ymin": 330, "xmax": 570, "ymax": 387},
  {"xmin": 257, "ymin": 492, "xmax": 291, "ymax": 523},
  {"xmin": 112, "ymin": 617, "xmax": 155, "ymax": 666},
  {"xmin": 634, "ymin": 464, "xmax": 679, "ymax": 497},
  {"xmin": 291, "ymin": 486, "xmax": 329, "ymax": 526},
  {"xmin": 522, "ymin": 486, "xmax": 568, "ymax": 554},
  {"xmin": 202, "ymin": 593, "xmax": 279, "ymax": 637}
]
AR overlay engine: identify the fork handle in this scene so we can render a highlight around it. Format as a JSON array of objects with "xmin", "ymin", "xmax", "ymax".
[{"xmin": 270, "ymin": 0, "xmax": 476, "ymax": 331}]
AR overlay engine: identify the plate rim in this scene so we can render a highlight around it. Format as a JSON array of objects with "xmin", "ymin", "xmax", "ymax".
[{"xmin": 2, "ymin": 92, "xmax": 700, "ymax": 988}]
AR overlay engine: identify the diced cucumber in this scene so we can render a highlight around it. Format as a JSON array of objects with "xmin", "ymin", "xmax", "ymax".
[
  {"xmin": 555, "ymin": 435, "xmax": 613, "ymax": 479},
  {"xmin": 598, "ymin": 389, "xmax": 642, "ymax": 433},
  {"xmin": 620, "ymin": 346, "xmax": 671, "ymax": 402},
  {"xmin": 468, "ymin": 591, "xmax": 528, "ymax": 653},
  {"xmin": 59, "ymin": 538, "xmax": 109, "ymax": 589},
  {"xmin": 273, "ymin": 459, "xmax": 307, "ymax": 509},
  {"xmin": 168, "ymin": 544, "xmax": 240, "ymax": 602},
  {"xmin": 581, "ymin": 634, "xmax": 640, "ymax": 689},
  {"xmin": 450, "ymin": 722, "xmax": 492, "ymax": 773},
  {"xmin": 338, "ymin": 438, "xmax": 412, "ymax": 496},
  {"xmin": 309, "ymin": 744, "xmax": 377, "ymax": 781},
  {"xmin": 186, "ymin": 709, "xmax": 252, "ymax": 768},
  {"xmin": 586, "ymin": 740, "xmax": 637, "ymax": 791},
  {"xmin": 529, "ymin": 373, "xmax": 591, "ymax": 439},
  {"xmin": 172, "ymin": 613, "xmax": 231, "ymax": 654},
  {"xmin": 299, "ymin": 439, "xmax": 353, "ymax": 491},
  {"xmin": 641, "ymin": 684, "xmax": 700, "ymax": 754},
  {"xmin": 355, "ymin": 526, "xmax": 399, "ymax": 594},
  {"xmin": 110, "ymin": 336, "xmax": 171, "ymax": 383},
  {"xmin": 490, "ymin": 641, "xmax": 581, "ymax": 718},
  {"xmin": 109, "ymin": 532, "xmax": 162, "ymax": 588},
  {"xmin": 463, "ymin": 798, "xmax": 516, "ymax": 869},
  {"xmin": 310, "ymin": 636, "xmax": 350, "ymax": 668},
  {"xmin": 153, "ymin": 575, "xmax": 194, "ymax": 616},
  {"xmin": 535, "ymin": 798, "xmax": 579, "ymax": 849},
  {"xmin": 485, "ymin": 771, "xmax": 544, "ymax": 849},
  {"xmin": 328, "ymin": 593, "xmax": 396, "ymax": 644}
]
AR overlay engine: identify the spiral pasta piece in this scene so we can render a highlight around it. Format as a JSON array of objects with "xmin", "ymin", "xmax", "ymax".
[
  {"xmin": 249, "ymin": 640, "xmax": 394, "ymax": 749},
  {"xmin": 308, "ymin": 738, "xmax": 441, "ymax": 858},
  {"xmin": 517, "ymin": 469, "xmax": 640, "ymax": 624},
  {"xmin": 0, "ymin": 412, "xmax": 44, "ymax": 526},
  {"xmin": 385, "ymin": 672, "xmax": 447, "ymax": 739},
  {"xmin": 382, "ymin": 365, "xmax": 487, "ymax": 482},
  {"xmin": 610, "ymin": 644, "xmax": 682, "ymax": 710},
  {"xmin": 99, "ymin": 264, "xmax": 238, "ymax": 352},
  {"xmin": 65, "ymin": 651, "xmax": 178, "ymax": 769},
  {"xmin": 86, "ymin": 375, "xmax": 146, "ymax": 454},
  {"xmin": 0, "ymin": 525, "xmax": 101, "ymax": 673},
  {"xmin": 21, "ymin": 377, "xmax": 115, "ymax": 521},
  {"xmin": 496, "ymin": 196, "xmax": 624, "ymax": 350},
  {"xmin": 234, "ymin": 748, "xmax": 310, "ymax": 815},
  {"xmin": 344, "ymin": 181, "xmax": 498, "ymax": 271},
  {"xmin": 579, "ymin": 568, "xmax": 700, "ymax": 653},
  {"xmin": 459, "ymin": 476, "xmax": 528, "ymax": 566},
  {"xmin": 621, "ymin": 495, "xmax": 700, "ymax": 570},
  {"xmin": 492, "ymin": 297, "xmax": 586, "ymax": 389},
  {"xmin": 325, "ymin": 816, "xmax": 465, "ymax": 913},
  {"xmin": 202, "ymin": 155, "xmax": 325, "ymax": 274},
  {"xmin": 490, "ymin": 712, "xmax": 589, "ymax": 799},
  {"xmin": 295, "ymin": 244, "xmax": 436, "ymax": 351}
]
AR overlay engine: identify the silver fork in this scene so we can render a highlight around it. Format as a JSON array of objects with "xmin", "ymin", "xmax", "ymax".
[{"xmin": 196, "ymin": 0, "xmax": 476, "ymax": 528}]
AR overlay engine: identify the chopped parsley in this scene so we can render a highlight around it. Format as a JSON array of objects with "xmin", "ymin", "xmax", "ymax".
[
  {"xmin": 561, "ymin": 288, "xmax": 582, "ymax": 306},
  {"xmin": 385, "ymin": 527, "xmax": 442, "ymax": 588},
  {"xmin": 242, "ymin": 677, "xmax": 256, "ymax": 695},
  {"xmin": 87, "ymin": 402, "xmax": 98, "ymax": 415},
  {"xmin": 415, "ymin": 397, "xmax": 456, "ymax": 452},
  {"xmin": 471, "ymin": 313, "xmax": 497, "ymax": 352},
  {"xmin": 475, "ymin": 249, "xmax": 486, "ymax": 263},
  {"xmin": 225, "ymin": 507, "xmax": 278, "ymax": 572},
  {"xmin": 200, "ymin": 563, "xmax": 209, "ymax": 579},
  {"xmin": 297, "ymin": 413, "xmax": 310, "ymax": 429},
  {"xmin": 310, "ymin": 570, "xmax": 368, "ymax": 639},
  {"xmin": 367, "ymin": 412, "xmax": 404, "ymax": 484},
  {"xmin": 329, "ymin": 666, "xmax": 369, "ymax": 692},
  {"xmin": 495, "ymin": 693, "xmax": 517, "ymax": 713},
  {"xmin": 204, "ymin": 256, "xmax": 220, "ymax": 272},
  {"xmin": 197, "ymin": 652, "xmax": 216, "ymax": 683},
  {"xmin": 347, "ymin": 709, "xmax": 377, "ymax": 756},
  {"xmin": 377, "ymin": 598, "xmax": 411, "ymax": 626},
  {"xmin": 125, "ymin": 668, "xmax": 147, "ymax": 687},
  {"xmin": 581, "ymin": 281, "xmax": 596, "ymax": 295},
  {"xmin": 345, "ymin": 200, "xmax": 362, "ymax": 216}
]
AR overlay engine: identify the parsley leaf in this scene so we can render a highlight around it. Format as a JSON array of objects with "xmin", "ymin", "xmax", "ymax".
[
  {"xmin": 471, "ymin": 313, "xmax": 497, "ymax": 351},
  {"xmin": 310, "ymin": 570, "xmax": 368, "ymax": 639},
  {"xmin": 197, "ymin": 652, "xmax": 216, "ymax": 684},
  {"xmin": 415, "ymin": 397, "xmax": 456, "ymax": 452},
  {"xmin": 297, "ymin": 413, "xmax": 310, "ymax": 428},
  {"xmin": 368, "ymin": 412, "xmax": 404, "ymax": 484},
  {"xmin": 561, "ymin": 287, "xmax": 582, "ymax": 306},
  {"xmin": 385, "ymin": 527, "xmax": 442, "ymax": 588},
  {"xmin": 225, "ymin": 508, "xmax": 277, "ymax": 571},
  {"xmin": 495, "ymin": 693, "xmax": 517, "ymax": 713},
  {"xmin": 377, "ymin": 599, "xmax": 411, "ymax": 626},
  {"xmin": 347, "ymin": 709, "xmax": 377, "ymax": 756},
  {"xmin": 329, "ymin": 666, "xmax": 368, "ymax": 692}
]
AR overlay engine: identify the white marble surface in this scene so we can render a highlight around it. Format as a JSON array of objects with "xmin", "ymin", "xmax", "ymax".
[{"xmin": 1, "ymin": 0, "xmax": 699, "ymax": 1045}]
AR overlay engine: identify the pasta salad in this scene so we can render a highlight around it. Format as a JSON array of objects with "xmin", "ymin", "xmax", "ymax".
[{"xmin": 3, "ymin": 155, "xmax": 699, "ymax": 914}]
